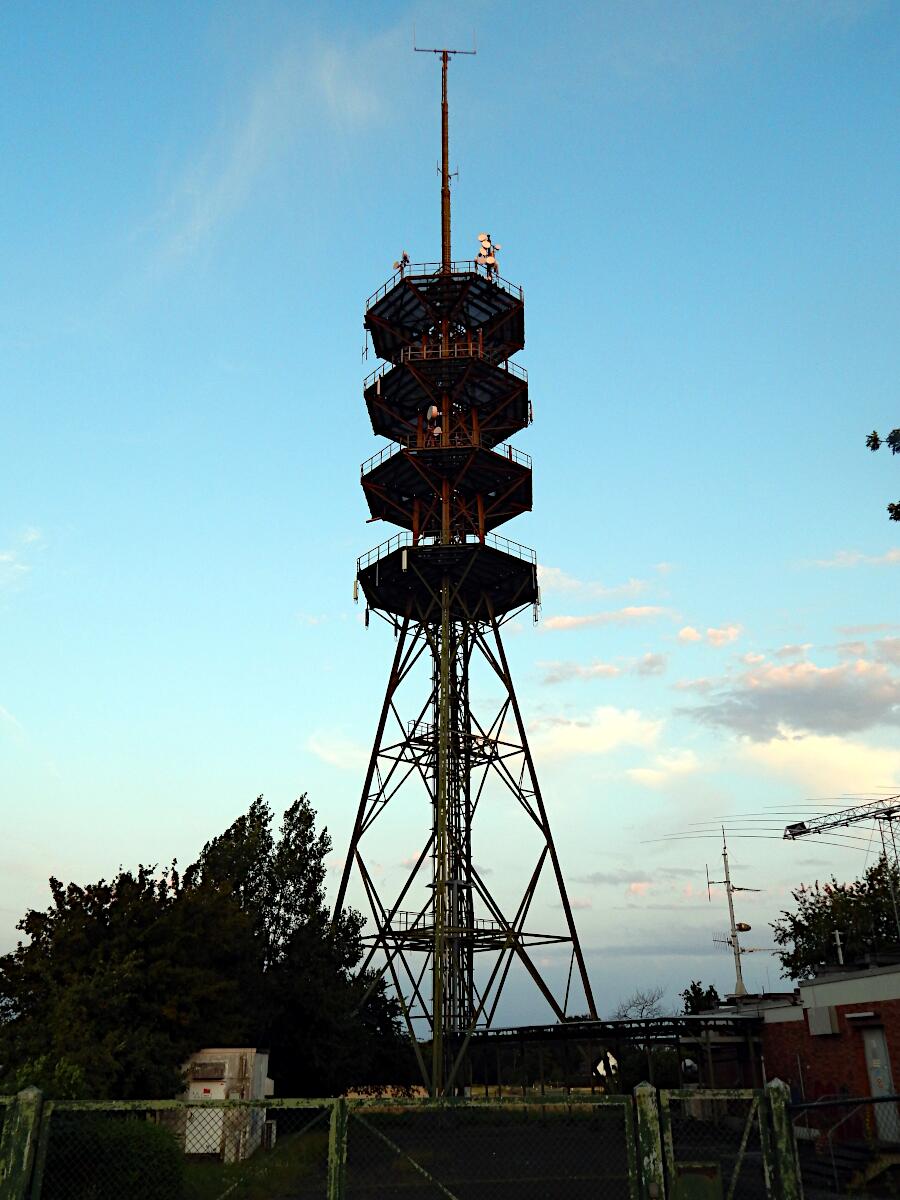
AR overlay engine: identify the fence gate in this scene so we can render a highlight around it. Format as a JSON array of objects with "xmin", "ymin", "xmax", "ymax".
[
  {"xmin": 344, "ymin": 1098, "xmax": 639, "ymax": 1200},
  {"xmin": 659, "ymin": 1089, "xmax": 774, "ymax": 1200},
  {"xmin": 791, "ymin": 1092, "xmax": 900, "ymax": 1198}
]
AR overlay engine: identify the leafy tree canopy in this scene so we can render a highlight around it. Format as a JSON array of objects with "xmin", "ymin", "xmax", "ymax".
[
  {"xmin": 0, "ymin": 794, "xmax": 408, "ymax": 1099},
  {"xmin": 680, "ymin": 980, "xmax": 720, "ymax": 1014},
  {"xmin": 771, "ymin": 853, "xmax": 900, "ymax": 979}
]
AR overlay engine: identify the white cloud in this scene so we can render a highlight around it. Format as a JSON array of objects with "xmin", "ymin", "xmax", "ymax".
[
  {"xmin": 675, "ymin": 677, "xmax": 715, "ymax": 693},
  {"xmin": 538, "ymin": 564, "xmax": 647, "ymax": 599},
  {"xmin": 679, "ymin": 623, "xmax": 743, "ymax": 646},
  {"xmin": 529, "ymin": 707, "xmax": 662, "ymax": 760},
  {"xmin": 539, "ymin": 653, "xmax": 666, "ymax": 683},
  {"xmin": 296, "ymin": 611, "xmax": 327, "ymax": 626},
  {"xmin": 306, "ymin": 731, "xmax": 368, "ymax": 770},
  {"xmin": 839, "ymin": 623, "xmax": 900, "ymax": 635},
  {"xmin": 626, "ymin": 749, "xmax": 700, "ymax": 788},
  {"xmin": 811, "ymin": 548, "xmax": 900, "ymax": 568},
  {"xmin": 539, "ymin": 660, "xmax": 621, "ymax": 684},
  {"xmin": 774, "ymin": 643, "xmax": 811, "ymax": 660},
  {"xmin": 21, "ymin": 527, "xmax": 42, "ymax": 545},
  {"xmin": 544, "ymin": 606, "xmax": 670, "ymax": 631},
  {"xmin": 634, "ymin": 652, "xmax": 667, "ymax": 677},
  {"xmin": 0, "ymin": 551, "xmax": 30, "ymax": 589},
  {"xmin": 875, "ymin": 638, "xmax": 900, "ymax": 666},
  {"xmin": 741, "ymin": 733, "xmax": 900, "ymax": 796},
  {"xmin": 707, "ymin": 624, "xmax": 742, "ymax": 647},
  {"xmin": 686, "ymin": 659, "xmax": 900, "ymax": 740},
  {"xmin": 0, "ymin": 706, "xmax": 24, "ymax": 739},
  {"xmin": 151, "ymin": 31, "xmax": 395, "ymax": 269}
]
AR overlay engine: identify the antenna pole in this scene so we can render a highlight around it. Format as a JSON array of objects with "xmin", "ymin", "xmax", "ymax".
[
  {"xmin": 415, "ymin": 40, "xmax": 475, "ymax": 273},
  {"xmin": 441, "ymin": 50, "xmax": 451, "ymax": 272},
  {"xmin": 722, "ymin": 830, "xmax": 747, "ymax": 997}
]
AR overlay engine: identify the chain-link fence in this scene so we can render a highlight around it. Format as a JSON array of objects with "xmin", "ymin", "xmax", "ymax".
[
  {"xmin": 792, "ymin": 1093, "xmax": 900, "ymax": 1198},
  {"xmin": 37, "ymin": 1099, "xmax": 330, "ymax": 1200},
  {"xmin": 345, "ymin": 1098, "xmax": 637, "ymax": 1200},
  {"xmin": 1, "ymin": 1088, "xmax": 805, "ymax": 1200},
  {"xmin": 659, "ymin": 1089, "xmax": 773, "ymax": 1200}
]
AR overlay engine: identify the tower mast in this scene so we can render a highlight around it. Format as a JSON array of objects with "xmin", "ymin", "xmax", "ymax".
[
  {"xmin": 440, "ymin": 50, "xmax": 451, "ymax": 270},
  {"xmin": 335, "ymin": 48, "xmax": 595, "ymax": 1097}
]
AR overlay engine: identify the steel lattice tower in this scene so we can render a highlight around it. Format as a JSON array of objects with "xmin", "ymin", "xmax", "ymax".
[{"xmin": 333, "ymin": 50, "xmax": 596, "ymax": 1096}]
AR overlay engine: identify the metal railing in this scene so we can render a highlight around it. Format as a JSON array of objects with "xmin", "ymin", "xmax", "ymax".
[
  {"xmin": 791, "ymin": 1092, "xmax": 900, "ymax": 1196},
  {"xmin": 357, "ymin": 530, "xmax": 537, "ymax": 574},
  {"xmin": 360, "ymin": 439, "xmax": 532, "ymax": 476},
  {"xmin": 365, "ymin": 260, "xmax": 524, "ymax": 309},
  {"xmin": 364, "ymin": 353, "xmax": 527, "ymax": 390},
  {"xmin": 388, "ymin": 910, "xmax": 505, "ymax": 935}
]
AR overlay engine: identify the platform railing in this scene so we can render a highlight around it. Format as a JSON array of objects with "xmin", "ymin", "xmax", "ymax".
[
  {"xmin": 360, "ymin": 439, "xmax": 532, "ymax": 476},
  {"xmin": 363, "ymin": 350, "xmax": 527, "ymax": 390},
  {"xmin": 365, "ymin": 260, "xmax": 524, "ymax": 308},
  {"xmin": 357, "ymin": 530, "xmax": 537, "ymax": 573}
]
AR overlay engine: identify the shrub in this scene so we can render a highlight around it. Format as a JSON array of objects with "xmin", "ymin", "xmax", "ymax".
[{"xmin": 42, "ymin": 1113, "xmax": 185, "ymax": 1200}]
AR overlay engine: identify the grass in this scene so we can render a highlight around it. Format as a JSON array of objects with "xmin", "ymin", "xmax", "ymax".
[{"xmin": 183, "ymin": 1126, "xmax": 329, "ymax": 1200}]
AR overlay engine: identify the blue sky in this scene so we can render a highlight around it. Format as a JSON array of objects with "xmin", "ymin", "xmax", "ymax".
[{"xmin": 2, "ymin": 0, "xmax": 899, "ymax": 1021}]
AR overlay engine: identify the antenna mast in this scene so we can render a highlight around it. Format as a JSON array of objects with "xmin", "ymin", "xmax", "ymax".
[
  {"xmin": 415, "ymin": 39, "xmax": 476, "ymax": 272},
  {"xmin": 709, "ymin": 828, "xmax": 761, "ymax": 998},
  {"xmin": 722, "ymin": 832, "xmax": 746, "ymax": 997}
]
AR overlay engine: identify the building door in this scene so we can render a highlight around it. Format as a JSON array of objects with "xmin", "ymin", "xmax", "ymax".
[
  {"xmin": 862, "ymin": 1027, "xmax": 899, "ymax": 1142},
  {"xmin": 187, "ymin": 1080, "xmax": 226, "ymax": 1155}
]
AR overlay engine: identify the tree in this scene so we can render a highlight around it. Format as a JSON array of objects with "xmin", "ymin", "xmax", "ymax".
[
  {"xmin": 612, "ymin": 986, "xmax": 666, "ymax": 1020},
  {"xmin": 680, "ymin": 980, "xmax": 720, "ymax": 1014},
  {"xmin": 866, "ymin": 428, "xmax": 900, "ymax": 521},
  {"xmin": 0, "ymin": 867, "xmax": 258, "ymax": 1098},
  {"xmin": 771, "ymin": 854, "xmax": 900, "ymax": 979},
  {"xmin": 184, "ymin": 794, "xmax": 410, "ymax": 1095},
  {"xmin": 0, "ymin": 794, "xmax": 409, "ymax": 1100}
]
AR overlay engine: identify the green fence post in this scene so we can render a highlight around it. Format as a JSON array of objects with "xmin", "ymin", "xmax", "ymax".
[
  {"xmin": 0, "ymin": 1088, "xmax": 44, "ymax": 1200},
  {"xmin": 327, "ymin": 1098, "xmax": 348, "ymax": 1200},
  {"xmin": 634, "ymin": 1083, "xmax": 665, "ymax": 1200},
  {"xmin": 766, "ymin": 1079, "xmax": 801, "ymax": 1200}
]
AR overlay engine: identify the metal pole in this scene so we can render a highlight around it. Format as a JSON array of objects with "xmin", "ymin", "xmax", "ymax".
[
  {"xmin": 431, "ymin": 577, "xmax": 451, "ymax": 1095},
  {"xmin": 440, "ymin": 50, "xmax": 451, "ymax": 271},
  {"xmin": 722, "ymin": 831, "xmax": 747, "ymax": 997},
  {"xmin": 879, "ymin": 820, "xmax": 900, "ymax": 943}
]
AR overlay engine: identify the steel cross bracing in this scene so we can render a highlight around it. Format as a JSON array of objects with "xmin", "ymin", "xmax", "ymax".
[
  {"xmin": 334, "ymin": 50, "xmax": 595, "ymax": 1097},
  {"xmin": 783, "ymin": 795, "xmax": 900, "ymax": 841}
]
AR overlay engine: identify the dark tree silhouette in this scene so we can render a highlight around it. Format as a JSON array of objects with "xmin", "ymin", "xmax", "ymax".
[
  {"xmin": 866, "ymin": 428, "xmax": 900, "ymax": 520},
  {"xmin": 680, "ymin": 980, "xmax": 720, "ymax": 1014},
  {"xmin": 771, "ymin": 854, "xmax": 900, "ymax": 979},
  {"xmin": 0, "ymin": 795, "xmax": 409, "ymax": 1099}
]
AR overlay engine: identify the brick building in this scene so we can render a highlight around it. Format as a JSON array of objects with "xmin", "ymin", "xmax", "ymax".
[{"xmin": 760, "ymin": 963, "xmax": 900, "ymax": 1106}]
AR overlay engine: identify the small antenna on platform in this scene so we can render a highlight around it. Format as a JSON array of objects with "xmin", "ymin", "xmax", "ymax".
[{"xmin": 414, "ymin": 35, "xmax": 476, "ymax": 272}]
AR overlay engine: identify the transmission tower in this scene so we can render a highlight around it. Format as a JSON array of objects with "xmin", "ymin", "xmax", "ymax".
[
  {"xmin": 783, "ymin": 795, "xmax": 900, "ymax": 844},
  {"xmin": 785, "ymin": 794, "xmax": 900, "ymax": 941},
  {"xmin": 332, "ymin": 49, "xmax": 596, "ymax": 1096}
]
